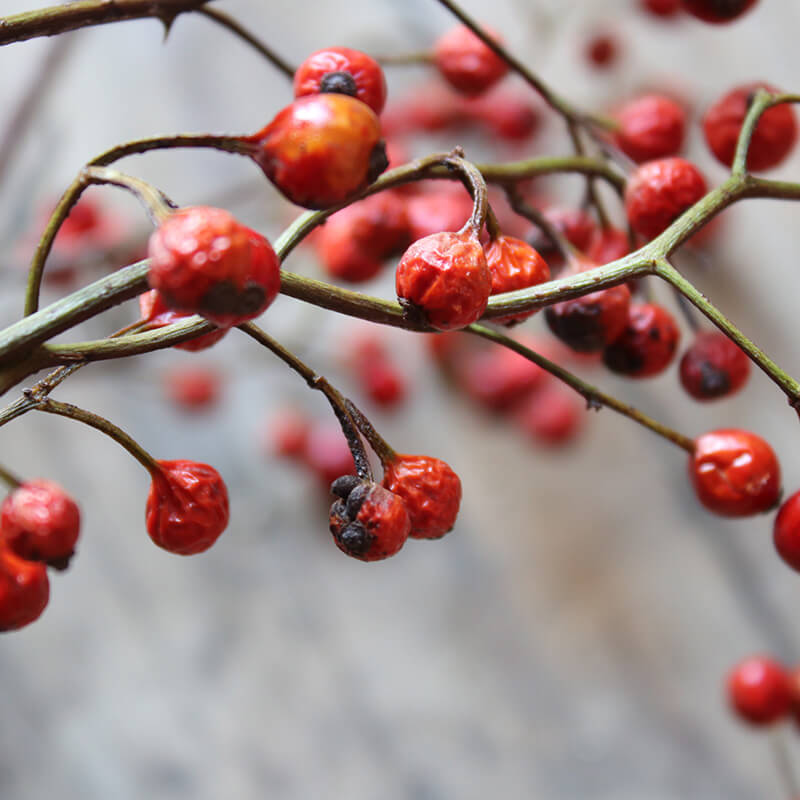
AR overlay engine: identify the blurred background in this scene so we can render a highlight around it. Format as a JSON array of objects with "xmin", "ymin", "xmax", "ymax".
[{"xmin": 0, "ymin": 0, "xmax": 799, "ymax": 797}]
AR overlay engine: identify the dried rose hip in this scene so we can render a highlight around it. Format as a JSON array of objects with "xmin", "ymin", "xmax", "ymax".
[
  {"xmin": 294, "ymin": 46, "xmax": 387, "ymax": 114},
  {"xmin": 682, "ymin": 0, "xmax": 758, "ymax": 23},
  {"xmin": 703, "ymin": 82, "xmax": 797, "ymax": 171},
  {"xmin": 138, "ymin": 290, "xmax": 229, "ymax": 352},
  {"xmin": 726, "ymin": 656, "xmax": 792, "ymax": 725},
  {"xmin": 433, "ymin": 24, "xmax": 509, "ymax": 96},
  {"xmin": 146, "ymin": 460, "xmax": 230, "ymax": 555},
  {"xmin": 602, "ymin": 302, "xmax": 680, "ymax": 377},
  {"xmin": 625, "ymin": 158, "xmax": 707, "ymax": 240},
  {"xmin": 329, "ymin": 480, "xmax": 410, "ymax": 561},
  {"xmin": 773, "ymin": 490, "xmax": 800, "ymax": 572},
  {"xmin": 0, "ymin": 546, "xmax": 49, "ymax": 632},
  {"xmin": 382, "ymin": 454, "xmax": 461, "ymax": 540},
  {"xmin": 396, "ymin": 230, "xmax": 492, "ymax": 331},
  {"xmin": 679, "ymin": 331, "xmax": 750, "ymax": 401},
  {"xmin": 689, "ymin": 429, "xmax": 781, "ymax": 517},
  {"xmin": 613, "ymin": 94, "xmax": 687, "ymax": 163},
  {"xmin": 246, "ymin": 94, "xmax": 387, "ymax": 209},
  {"xmin": 0, "ymin": 479, "xmax": 80, "ymax": 568},
  {"xmin": 147, "ymin": 207, "xmax": 281, "ymax": 328}
]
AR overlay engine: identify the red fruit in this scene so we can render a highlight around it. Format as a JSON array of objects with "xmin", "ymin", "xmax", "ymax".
[
  {"xmin": 679, "ymin": 331, "xmax": 750, "ymax": 401},
  {"xmin": 614, "ymin": 94, "xmax": 687, "ymax": 163},
  {"xmin": 329, "ymin": 481, "xmax": 410, "ymax": 561},
  {"xmin": 433, "ymin": 24, "xmax": 509, "ymax": 96},
  {"xmin": 1, "ymin": 480, "xmax": 80, "ymax": 567},
  {"xmin": 264, "ymin": 409, "xmax": 310, "ymax": 459},
  {"xmin": 406, "ymin": 186, "xmax": 475, "ymax": 242},
  {"xmin": 682, "ymin": 0, "xmax": 758, "ymax": 23},
  {"xmin": 515, "ymin": 385, "xmax": 583, "ymax": 447},
  {"xmin": 689, "ymin": 429, "xmax": 781, "ymax": 517},
  {"xmin": 703, "ymin": 83, "xmax": 797, "ymax": 171},
  {"xmin": 396, "ymin": 230, "xmax": 492, "ymax": 331},
  {"xmin": 382, "ymin": 454, "xmax": 461, "ymax": 539},
  {"xmin": 484, "ymin": 235, "xmax": 550, "ymax": 325},
  {"xmin": 164, "ymin": 365, "xmax": 221, "ymax": 411},
  {"xmin": 602, "ymin": 302, "xmax": 680, "ymax": 377},
  {"xmin": 361, "ymin": 361, "xmax": 407, "ymax": 409},
  {"xmin": 147, "ymin": 207, "xmax": 281, "ymax": 328},
  {"xmin": 727, "ymin": 656, "xmax": 792, "ymax": 725},
  {"xmin": 293, "ymin": 47, "xmax": 387, "ymax": 114},
  {"xmin": 466, "ymin": 88, "xmax": 540, "ymax": 141},
  {"xmin": 246, "ymin": 94, "xmax": 387, "ymax": 209},
  {"xmin": 773, "ymin": 490, "xmax": 800, "ymax": 572},
  {"xmin": 529, "ymin": 207, "xmax": 597, "ymax": 266},
  {"xmin": 640, "ymin": 0, "xmax": 681, "ymax": 17},
  {"xmin": 381, "ymin": 83, "xmax": 467, "ymax": 136},
  {"xmin": 585, "ymin": 32, "xmax": 620, "ymax": 70},
  {"xmin": 0, "ymin": 547, "xmax": 49, "ymax": 632},
  {"xmin": 145, "ymin": 460, "xmax": 230, "ymax": 555},
  {"xmin": 587, "ymin": 227, "xmax": 630, "ymax": 264},
  {"xmin": 625, "ymin": 158, "xmax": 707, "ymax": 240},
  {"xmin": 139, "ymin": 290, "xmax": 229, "ymax": 352},
  {"xmin": 303, "ymin": 422, "xmax": 356, "ymax": 488}
]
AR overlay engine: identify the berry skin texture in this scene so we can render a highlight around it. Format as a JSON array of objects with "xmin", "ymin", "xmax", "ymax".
[
  {"xmin": 484, "ymin": 235, "xmax": 550, "ymax": 325},
  {"xmin": 147, "ymin": 207, "xmax": 281, "ymax": 328},
  {"xmin": 294, "ymin": 47, "xmax": 387, "ymax": 114},
  {"xmin": 614, "ymin": 94, "xmax": 686, "ymax": 163},
  {"xmin": 139, "ymin": 290, "xmax": 229, "ymax": 352},
  {"xmin": 0, "ymin": 479, "xmax": 80, "ymax": 568},
  {"xmin": 329, "ymin": 481, "xmax": 410, "ymax": 561},
  {"xmin": 0, "ymin": 546, "xmax": 49, "ymax": 632},
  {"xmin": 602, "ymin": 302, "xmax": 680, "ymax": 378},
  {"xmin": 689, "ymin": 429, "xmax": 781, "ymax": 517},
  {"xmin": 382, "ymin": 454, "xmax": 461, "ymax": 540},
  {"xmin": 433, "ymin": 24, "xmax": 509, "ymax": 96},
  {"xmin": 146, "ymin": 460, "xmax": 230, "ymax": 555},
  {"xmin": 396, "ymin": 230, "xmax": 492, "ymax": 331},
  {"xmin": 246, "ymin": 94, "xmax": 387, "ymax": 209},
  {"xmin": 703, "ymin": 83, "xmax": 797, "ymax": 171},
  {"xmin": 726, "ymin": 656, "xmax": 792, "ymax": 725},
  {"xmin": 773, "ymin": 490, "xmax": 800, "ymax": 572},
  {"xmin": 679, "ymin": 331, "xmax": 750, "ymax": 401},
  {"xmin": 682, "ymin": 0, "xmax": 758, "ymax": 23}
]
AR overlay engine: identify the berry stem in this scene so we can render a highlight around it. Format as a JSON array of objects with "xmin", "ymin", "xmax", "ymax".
[
  {"xmin": 443, "ymin": 151, "xmax": 489, "ymax": 234},
  {"xmin": 375, "ymin": 51, "xmax": 435, "ymax": 65},
  {"xmin": 0, "ymin": 463, "xmax": 22, "ymax": 489},
  {"xmin": 567, "ymin": 119, "xmax": 611, "ymax": 230},
  {"xmin": 343, "ymin": 400, "xmax": 397, "ymax": 467},
  {"xmin": 82, "ymin": 166, "xmax": 176, "ymax": 223}
]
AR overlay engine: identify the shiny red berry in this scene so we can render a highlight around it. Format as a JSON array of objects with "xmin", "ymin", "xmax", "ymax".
[
  {"xmin": 145, "ymin": 460, "xmax": 230, "ymax": 555},
  {"xmin": 147, "ymin": 207, "xmax": 281, "ymax": 328},
  {"xmin": 433, "ymin": 24, "xmax": 509, "ymax": 96},
  {"xmin": 613, "ymin": 94, "xmax": 686, "ymax": 163},
  {"xmin": 603, "ymin": 302, "xmax": 680, "ymax": 377},
  {"xmin": 640, "ymin": 0, "xmax": 681, "ymax": 17},
  {"xmin": 382, "ymin": 454, "xmax": 461, "ymax": 540},
  {"xmin": 396, "ymin": 230, "xmax": 492, "ymax": 331},
  {"xmin": 138, "ymin": 290, "xmax": 229, "ymax": 352},
  {"xmin": 682, "ymin": 0, "xmax": 758, "ymax": 23},
  {"xmin": 1, "ymin": 480, "xmax": 80, "ymax": 568},
  {"xmin": 679, "ymin": 331, "xmax": 750, "ymax": 400},
  {"xmin": 294, "ymin": 47, "xmax": 387, "ymax": 114},
  {"xmin": 164, "ymin": 365, "xmax": 221, "ymax": 412},
  {"xmin": 246, "ymin": 94, "xmax": 387, "ymax": 209},
  {"xmin": 689, "ymin": 429, "xmax": 781, "ymax": 517},
  {"xmin": 625, "ymin": 158, "xmax": 707, "ymax": 240},
  {"xmin": 0, "ymin": 546, "xmax": 49, "ymax": 632},
  {"xmin": 773, "ymin": 490, "xmax": 800, "ymax": 572},
  {"xmin": 727, "ymin": 656, "xmax": 792, "ymax": 725},
  {"xmin": 703, "ymin": 83, "xmax": 797, "ymax": 171}
]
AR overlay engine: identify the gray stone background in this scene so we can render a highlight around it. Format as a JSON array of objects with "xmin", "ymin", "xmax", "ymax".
[{"xmin": 0, "ymin": 1, "xmax": 799, "ymax": 797}]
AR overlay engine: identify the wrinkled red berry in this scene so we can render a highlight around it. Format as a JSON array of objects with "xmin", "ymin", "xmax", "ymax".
[
  {"xmin": 164, "ymin": 365, "xmax": 221, "ymax": 411},
  {"xmin": 727, "ymin": 656, "xmax": 792, "ymax": 725},
  {"xmin": 625, "ymin": 158, "xmax": 707, "ymax": 240},
  {"xmin": 614, "ymin": 94, "xmax": 687, "ymax": 163},
  {"xmin": 640, "ymin": 0, "xmax": 681, "ymax": 17},
  {"xmin": 515, "ymin": 385, "xmax": 583, "ymax": 447},
  {"xmin": 0, "ymin": 546, "xmax": 49, "ymax": 632},
  {"xmin": 145, "ymin": 460, "xmax": 230, "ymax": 555},
  {"xmin": 703, "ymin": 83, "xmax": 797, "ymax": 171},
  {"xmin": 689, "ymin": 429, "xmax": 781, "ymax": 517},
  {"xmin": 396, "ymin": 230, "xmax": 492, "ymax": 331},
  {"xmin": 773, "ymin": 490, "xmax": 800, "ymax": 572},
  {"xmin": 679, "ymin": 331, "xmax": 750, "ymax": 401},
  {"xmin": 246, "ymin": 94, "xmax": 387, "ymax": 209},
  {"xmin": 603, "ymin": 302, "xmax": 680, "ymax": 377},
  {"xmin": 294, "ymin": 47, "xmax": 387, "ymax": 114},
  {"xmin": 682, "ymin": 0, "xmax": 758, "ymax": 23},
  {"xmin": 138, "ymin": 290, "xmax": 229, "ymax": 352},
  {"xmin": 433, "ymin": 24, "xmax": 508, "ymax": 96},
  {"xmin": 147, "ymin": 207, "xmax": 281, "ymax": 328},
  {"xmin": 1, "ymin": 480, "xmax": 80, "ymax": 567}
]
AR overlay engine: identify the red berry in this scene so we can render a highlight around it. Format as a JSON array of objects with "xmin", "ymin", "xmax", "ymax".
[
  {"xmin": 145, "ymin": 460, "xmax": 230, "ymax": 555},
  {"xmin": 585, "ymin": 32, "xmax": 620, "ymax": 70},
  {"xmin": 640, "ymin": 0, "xmax": 681, "ymax": 17},
  {"xmin": 1, "ymin": 480, "xmax": 80, "ymax": 568},
  {"xmin": 433, "ymin": 24, "xmax": 509, "ymax": 96},
  {"xmin": 515, "ymin": 385, "xmax": 583, "ymax": 447},
  {"xmin": 395, "ymin": 230, "xmax": 492, "ymax": 331},
  {"xmin": 679, "ymin": 331, "xmax": 750, "ymax": 401},
  {"xmin": 0, "ymin": 546, "xmax": 49, "ymax": 632},
  {"xmin": 682, "ymin": 0, "xmax": 758, "ymax": 23},
  {"xmin": 703, "ymin": 83, "xmax": 797, "ymax": 171},
  {"xmin": 689, "ymin": 429, "xmax": 781, "ymax": 517},
  {"xmin": 484, "ymin": 235, "xmax": 550, "ymax": 325},
  {"xmin": 139, "ymin": 290, "xmax": 229, "ymax": 352},
  {"xmin": 303, "ymin": 421, "xmax": 356, "ymax": 488},
  {"xmin": 602, "ymin": 302, "xmax": 680, "ymax": 377},
  {"xmin": 329, "ymin": 481, "xmax": 410, "ymax": 560},
  {"xmin": 727, "ymin": 656, "xmax": 792, "ymax": 725},
  {"xmin": 382, "ymin": 454, "xmax": 461, "ymax": 539},
  {"xmin": 613, "ymin": 94, "xmax": 687, "ymax": 163},
  {"xmin": 293, "ymin": 47, "xmax": 387, "ymax": 114},
  {"xmin": 164, "ymin": 365, "xmax": 221, "ymax": 411},
  {"xmin": 625, "ymin": 158, "xmax": 707, "ymax": 240},
  {"xmin": 528, "ymin": 206, "xmax": 597, "ymax": 268},
  {"xmin": 773, "ymin": 490, "xmax": 800, "ymax": 572},
  {"xmin": 147, "ymin": 207, "xmax": 281, "ymax": 328},
  {"xmin": 361, "ymin": 361, "xmax": 407, "ymax": 409},
  {"xmin": 465, "ymin": 87, "xmax": 541, "ymax": 141},
  {"xmin": 246, "ymin": 94, "xmax": 387, "ymax": 209},
  {"xmin": 587, "ymin": 227, "xmax": 630, "ymax": 264},
  {"xmin": 264, "ymin": 408, "xmax": 310, "ymax": 459}
]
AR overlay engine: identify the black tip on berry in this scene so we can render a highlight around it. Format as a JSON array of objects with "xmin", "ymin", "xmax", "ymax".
[
  {"xmin": 337, "ymin": 521, "xmax": 373, "ymax": 557},
  {"xmin": 331, "ymin": 475, "xmax": 361, "ymax": 499},
  {"xmin": 346, "ymin": 483, "xmax": 371, "ymax": 518},
  {"xmin": 200, "ymin": 281, "xmax": 266, "ymax": 317},
  {"xmin": 367, "ymin": 141, "xmax": 389, "ymax": 184},
  {"xmin": 319, "ymin": 70, "xmax": 358, "ymax": 97}
]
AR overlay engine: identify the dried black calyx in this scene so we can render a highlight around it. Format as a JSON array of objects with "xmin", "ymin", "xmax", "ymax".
[
  {"xmin": 328, "ymin": 478, "xmax": 377, "ymax": 558},
  {"xmin": 698, "ymin": 361, "xmax": 731, "ymax": 398},
  {"xmin": 367, "ymin": 141, "xmax": 389, "ymax": 184},
  {"xmin": 319, "ymin": 71, "xmax": 358, "ymax": 97},
  {"xmin": 330, "ymin": 475, "xmax": 361, "ymax": 499},
  {"xmin": 200, "ymin": 280, "xmax": 266, "ymax": 316}
]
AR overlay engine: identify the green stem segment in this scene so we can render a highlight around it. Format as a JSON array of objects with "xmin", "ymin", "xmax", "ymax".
[{"xmin": 0, "ymin": 463, "xmax": 22, "ymax": 488}]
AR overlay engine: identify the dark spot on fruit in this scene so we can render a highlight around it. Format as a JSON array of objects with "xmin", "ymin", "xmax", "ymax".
[
  {"xmin": 346, "ymin": 483, "xmax": 371, "ymax": 518},
  {"xmin": 367, "ymin": 141, "xmax": 389, "ymax": 183},
  {"xmin": 698, "ymin": 360, "xmax": 731, "ymax": 397},
  {"xmin": 330, "ymin": 475, "xmax": 361, "ymax": 499},
  {"xmin": 319, "ymin": 71, "xmax": 358, "ymax": 97},
  {"xmin": 200, "ymin": 281, "xmax": 266, "ymax": 317},
  {"xmin": 648, "ymin": 326, "xmax": 661, "ymax": 341},
  {"xmin": 337, "ymin": 521, "xmax": 373, "ymax": 556}
]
